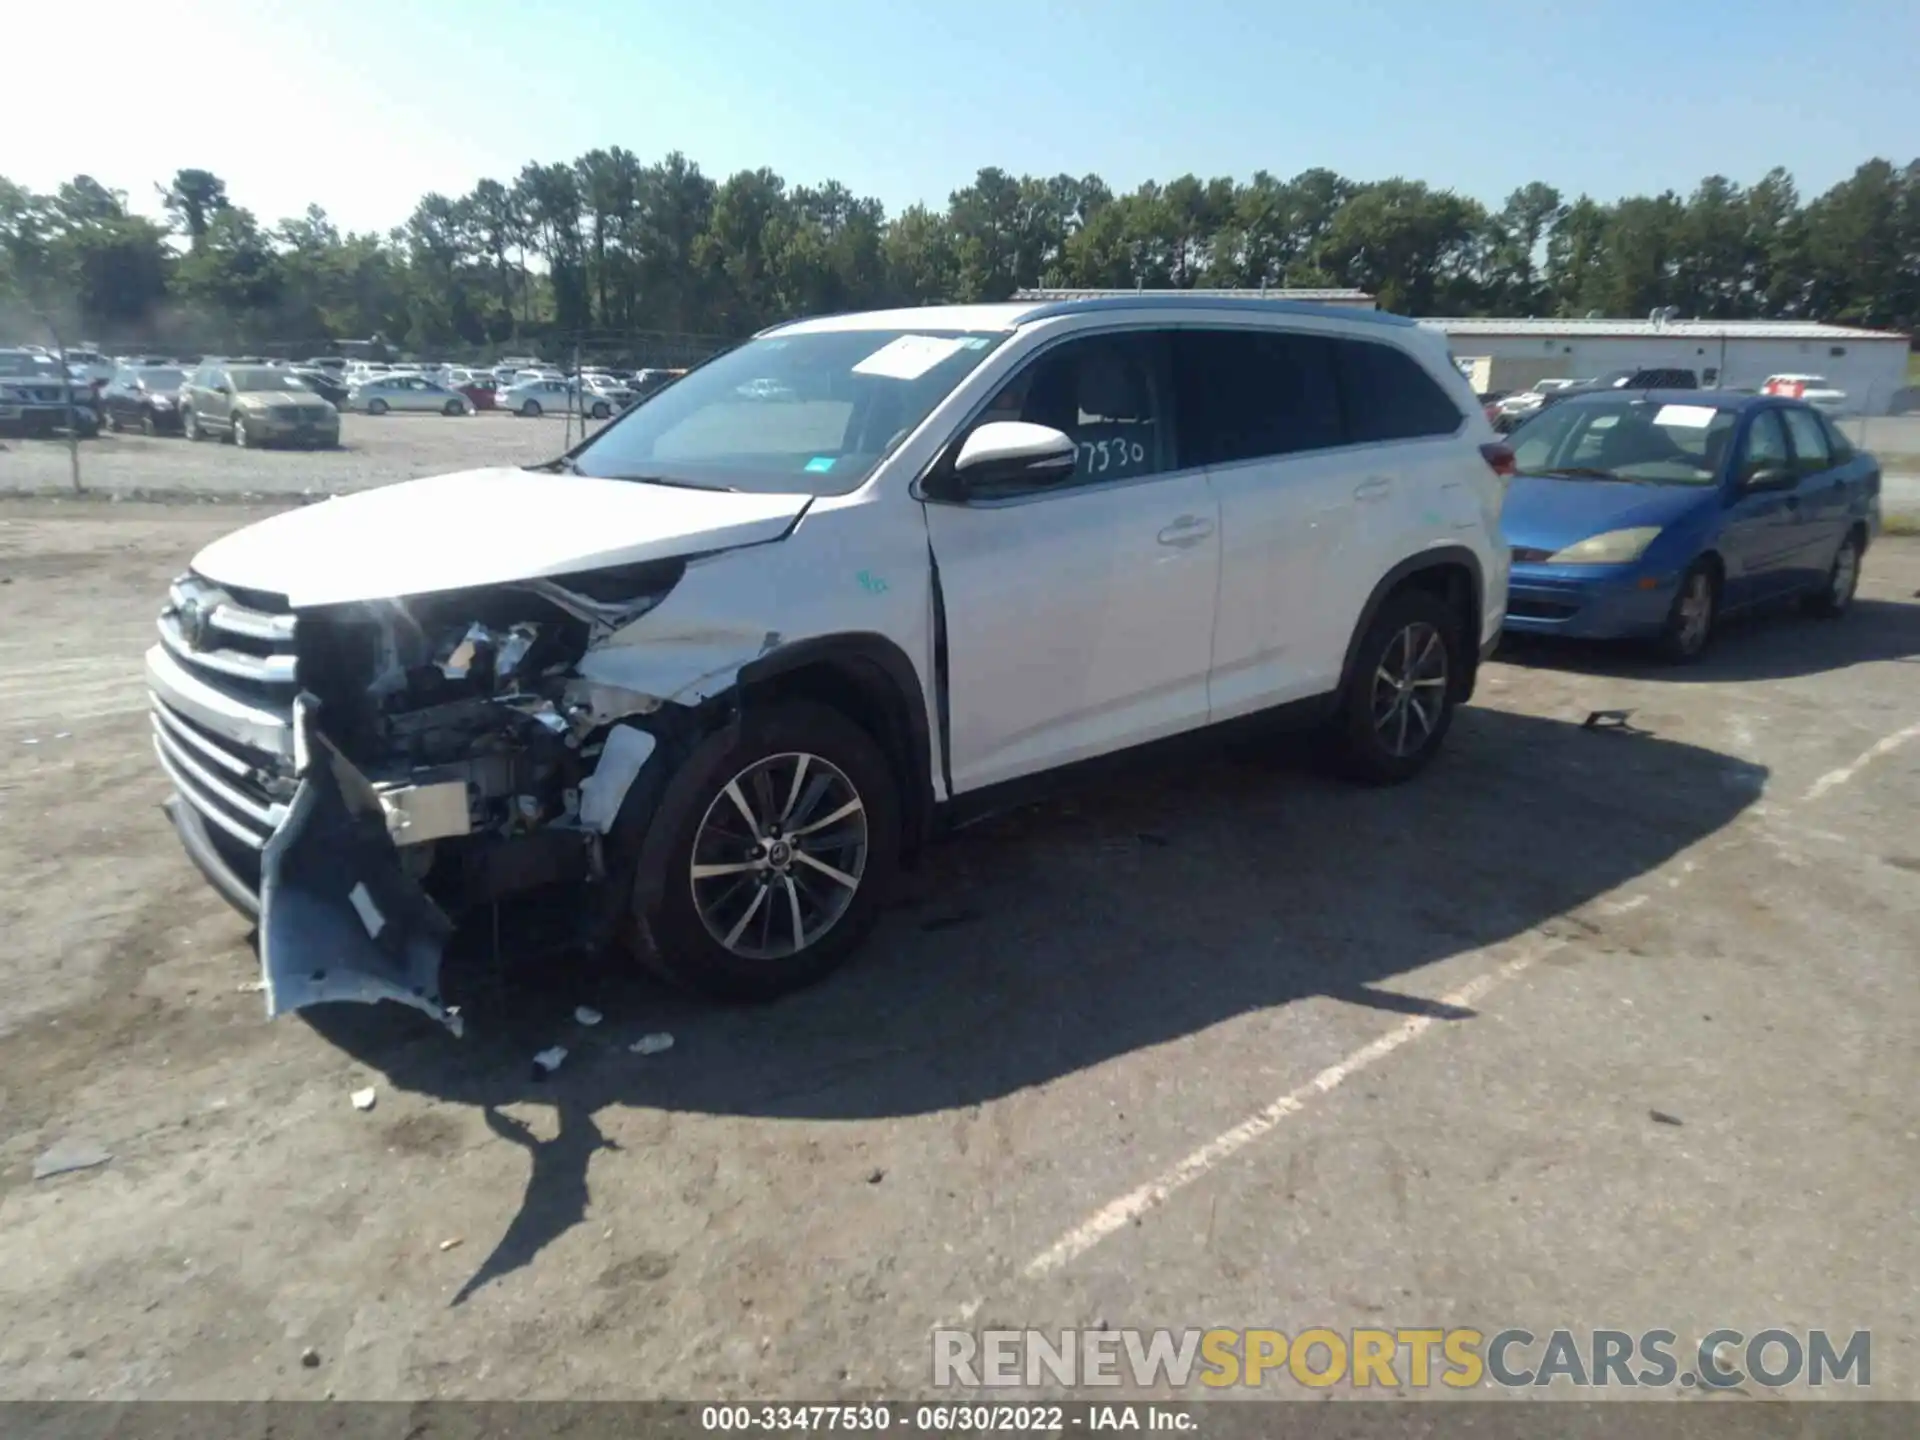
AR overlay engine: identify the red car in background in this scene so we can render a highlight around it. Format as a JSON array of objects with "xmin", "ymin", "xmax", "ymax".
[{"xmin": 457, "ymin": 378, "xmax": 497, "ymax": 411}]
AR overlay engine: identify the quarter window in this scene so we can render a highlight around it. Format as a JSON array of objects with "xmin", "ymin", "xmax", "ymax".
[
  {"xmin": 1171, "ymin": 329, "xmax": 1342, "ymax": 467},
  {"xmin": 1334, "ymin": 339, "xmax": 1462, "ymax": 443},
  {"xmin": 1780, "ymin": 406, "xmax": 1832, "ymax": 476}
]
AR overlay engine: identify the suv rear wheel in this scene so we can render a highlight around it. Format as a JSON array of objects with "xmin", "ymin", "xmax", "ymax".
[
  {"xmin": 629, "ymin": 700, "xmax": 900, "ymax": 1001},
  {"xmin": 1333, "ymin": 588, "xmax": 1462, "ymax": 784}
]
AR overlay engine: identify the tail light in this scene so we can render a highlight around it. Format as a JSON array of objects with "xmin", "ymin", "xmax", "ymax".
[{"xmin": 1479, "ymin": 442, "xmax": 1515, "ymax": 479}]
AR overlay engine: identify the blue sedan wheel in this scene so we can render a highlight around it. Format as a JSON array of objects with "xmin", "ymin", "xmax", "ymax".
[{"xmin": 1657, "ymin": 565, "xmax": 1716, "ymax": 663}]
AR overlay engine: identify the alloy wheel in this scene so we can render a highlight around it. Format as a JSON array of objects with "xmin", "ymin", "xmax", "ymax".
[
  {"xmin": 1831, "ymin": 541, "xmax": 1859, "ymax": 609},
  {"xmin": 1675, "ymin": 573, "xmax": 1713, "ymax": 653},
  {"xmin": 1370, "ymin": 621, "xmax": 1448, "ymax": 759},
  {"xmin": 688, "ymin": 751, "xmax": 868, "ymax": 961}
]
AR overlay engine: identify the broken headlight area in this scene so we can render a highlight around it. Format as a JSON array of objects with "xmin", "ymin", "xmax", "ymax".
[{"xmin": 254, "ymin": 562, "xmax": 684, "ymax": 1031}]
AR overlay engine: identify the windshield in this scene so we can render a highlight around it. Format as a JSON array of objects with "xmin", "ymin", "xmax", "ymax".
[
  {"xmin": 138, "ymin": 367, "xmax": 185, "ymax": 387},
  {"xmin": 568, "ymin": 328, "xmax": 1006, "ymax": 495},
  {"xmin": 229, "ymin": 368, "xmax": 311, "ymax": 391},
  {"xmin": 1508, "ymin": 397, "xmax": 1737, "ymax": 486}
]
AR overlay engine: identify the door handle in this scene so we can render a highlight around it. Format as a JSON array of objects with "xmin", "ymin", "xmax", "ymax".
[
  {"xmin": 1353, "ymin": 476, "xmax": 1393, "ymax": 502},
  {"xmin": 1156, "ymin": 514, "xmax": 1215, "ymax": 547}
]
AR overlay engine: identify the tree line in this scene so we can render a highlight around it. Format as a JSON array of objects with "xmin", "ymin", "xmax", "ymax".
[{"xmin": 2, "ymin": 152, "xmax": 1916, "ymax": 358}]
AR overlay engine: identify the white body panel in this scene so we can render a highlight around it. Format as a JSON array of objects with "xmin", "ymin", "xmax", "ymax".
[
  {"xmin": 189, "ymin": 468, "xmax": 810, "ymax": 607},
  {"xmin": 926, "ymin": 471, "xmax": 1220, "ymax": 792}
]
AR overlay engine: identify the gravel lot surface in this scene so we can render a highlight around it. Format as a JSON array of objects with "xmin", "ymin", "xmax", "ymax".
[
  {"xmin": 0, "ymin": 411, "xmax": 604, "ymax": 499},
  {"xmin": 0, "ymin": 499, "xmax": 1915, "ymax": 1407}
]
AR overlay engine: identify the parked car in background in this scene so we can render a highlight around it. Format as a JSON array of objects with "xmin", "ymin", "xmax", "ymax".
[
  {"xmin": 0, "ymin": 348, "xmax": 100, "ymax": 436},
  {"xmin": 289, "ymin": 368, "xmax": 351, "ymax": 408},
  {"xmin": 303, "ymin": 356, "xmax": 349, "ymax": 375},
  {"xmin": 101, "ymin": 365, "xmax": 190, "ymax": 435},
  {"xmin": 348, "ymin": 374, "xmax": 473, "ymax": 415},
  {"xmin": 181, "ymin": 363, "xmax": 340, "ymax": 448},
  {"xmin": 1501, "ymin": 391, "xmax": 1878, "ymax": 661},
  {"xmin": 456, "ymin": 376, "xmax": 498, "ymax": 411},
  {"xmin": 1762, "ymin": 374, "xmax": 1850, "ymax": 413},
  {"xmin": 500, "ymin": 376, "xmax": 616, "ymax": 418},
  {"xmin": 631, "ymin": 367, "xmax": 684, "ymax": 399},
  {"xmin": 584, "ymin": 372, "xmax": 638, "ymax": 408}
]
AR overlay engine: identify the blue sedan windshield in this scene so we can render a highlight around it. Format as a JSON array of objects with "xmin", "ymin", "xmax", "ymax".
[{"xmin": 1510, "ymin": 398, "xmax": 1737, "ymax": 486}]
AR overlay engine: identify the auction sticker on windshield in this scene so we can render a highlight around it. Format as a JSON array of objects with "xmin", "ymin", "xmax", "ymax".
[
  {"xmin": 1654, "ymin": 404, "xmax": 1718, "ymax": 428},
  {"xmin": 852, "ymin": 335, "xmax": 969, "ymax": 380}
]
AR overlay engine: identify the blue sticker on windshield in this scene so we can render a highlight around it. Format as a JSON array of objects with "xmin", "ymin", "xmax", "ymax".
[{"xmin": 804, "ymin": 456, "xmax": 837, "ymax": 473}]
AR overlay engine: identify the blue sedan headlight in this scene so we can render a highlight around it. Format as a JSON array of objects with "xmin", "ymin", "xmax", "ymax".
[{"xmin": 1548, "ymin": 527, "xmax": 1663, "ymax": 565}]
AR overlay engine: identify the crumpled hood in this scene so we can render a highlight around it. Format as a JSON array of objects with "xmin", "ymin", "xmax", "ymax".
[
  {"xmin": 1501, "ymin": 475, "xmax": 1716, "ymax": 553},
  {"xmin": 191, "ymin": 466, "xmax": 811, "ymax": 607}
]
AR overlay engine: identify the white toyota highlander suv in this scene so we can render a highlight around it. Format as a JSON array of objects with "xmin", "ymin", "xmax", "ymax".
[{"xmin": 145, "ymin": 295, "xmax": 1510, "ymax": 1030}]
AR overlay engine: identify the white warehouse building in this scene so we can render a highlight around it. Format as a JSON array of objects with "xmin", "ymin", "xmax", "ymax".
[{"xmin": 1427, "ymin": 318, "xmax": 1914, "ymax": 415}]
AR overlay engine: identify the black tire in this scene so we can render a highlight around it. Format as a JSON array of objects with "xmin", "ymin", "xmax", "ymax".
[
  {"xmin": 183, "ymin": 407, "xmax": 202, "ymax": 441},
  {"xmin": 232, "ymin": 415, "xmax": 252, "ymax": 449},
  {"xmin": 1655, "ymin": 561, "xmax": 1717, "ymax": 663},
  {"xmin": 629, "ymin": 700, "xmax": 900, "ymax": 1002},
  {"xmin": 366, "ymin": 398, "xmax": 389, "ymax": 416},
  {"xmin": 139, "ymin": 411, "xmax": 157, "ymax": 437},
  {"xmin": 1803, "ymin": 529, "xmax": 1863, "ymax": 618},
  {"xmin": 1331, "ymin": 588, "xmax": 1463, "ymax": 784},
  {"xmin": 590, "ymin": 401, "xmax": 611, "ymax": 420},
  {"xmin": 443, "ymin": 398, "xmax": 463, "ymax": 416},
  {"xmin": 106, "ymin": 410, "xmax": 123, "ymax": 433},
  {"xmin": 521, "ymin": 399, "xmax": 542, "ymax": 418}
]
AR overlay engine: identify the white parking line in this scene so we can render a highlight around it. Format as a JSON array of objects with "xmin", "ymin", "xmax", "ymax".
[
  {"xmin": 1022, "ymin": 942, "xmax": 1559, "ymax": 1279},
  {"xmin": 1010, "ymin": 715, "xmax": 1920, "ymax": 1284},
  {"xmin": 1802, "ymin": 720, "xmax": 1920, "ymax": 803}
]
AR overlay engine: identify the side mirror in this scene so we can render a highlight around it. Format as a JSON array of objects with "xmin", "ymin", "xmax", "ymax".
[
  {"xmin": 946, "ymin": 421, "xmax": 1077, "ymax": 496},
  {"xmin": 1742, "ymin": 464, "xmax": 1795, "ymax": 492},
  {"xmin": 213, "ymin": 384, "xmax": 230, "ymax": 395}
]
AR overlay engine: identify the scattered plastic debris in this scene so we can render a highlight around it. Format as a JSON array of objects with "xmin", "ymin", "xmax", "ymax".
[
  {"xmin": 350, "ymin": 1087, "xmax": 377, "ymax": 1112},
  {"xmin": 438, "ymin": 1237, "xmax": 463, "ymax": 1252},
  {"xmin": 300, "ymin": 1347, "xmax": 321, "ymax": 1368},
  {"xmin": 629, "ymin": 1032, "xmax": 674, "ymax": 1056},
  {"xmin": 235, "ymin": 979, "xmax": 266, "ymax": 994},
  {"xmin": 21, "ymin": 738, "xmax": 39, "ymax": 746},
  {"xmin": 33, "ymin": 1140, "xmax": 113, "ymax": 1180},
  {"xmin": 574, "ymin": 1006, "xmax": 603, "ymax": 1027},
  {"xmin": 53, "ymin": 731, "xmax": 71, "ymax": 740},
  {"xmin": 532, "ymin": 1045, "xmax": 569, "ymax": 1077},
  {"xmin": 1582, "ymin": 709, "xmax": 1642, "ymax": 733},
  {"xmin": 866, "ymin": 1168, "xmax": 886, "ymax": 1185},
  {"xmin": 1649, "ymin": 1109, "xmax": 1684, "ymax": 1127}
]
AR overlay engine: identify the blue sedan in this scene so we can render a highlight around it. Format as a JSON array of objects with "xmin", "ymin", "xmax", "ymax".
[{"xmin": 1500, "ymin": 391, "xmax": 1882, "ymax": 661}]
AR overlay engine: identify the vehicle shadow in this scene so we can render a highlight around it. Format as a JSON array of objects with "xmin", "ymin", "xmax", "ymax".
[
  {"xmin": 1497, "ymin": 596, "xmax": 1920, "ymax": 683},
  {"xmin": 308, "ymin": 704, "xmax": 1766, "ymax": 1303}
]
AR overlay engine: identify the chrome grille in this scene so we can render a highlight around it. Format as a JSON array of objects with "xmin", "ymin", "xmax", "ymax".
[{"xmin": 149, "ymin": 574, "xmax": 300, "ymax": 849}]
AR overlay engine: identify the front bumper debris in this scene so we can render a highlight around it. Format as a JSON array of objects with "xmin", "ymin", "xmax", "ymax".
[{"xmin": 259, "ymin": 726, "xmax": 459, "ymax": 1033}]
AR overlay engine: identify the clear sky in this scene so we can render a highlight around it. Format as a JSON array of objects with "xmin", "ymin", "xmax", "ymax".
[{"xmin": 11, "ymin": 0, "xmax": 1917, "ymax": 235}]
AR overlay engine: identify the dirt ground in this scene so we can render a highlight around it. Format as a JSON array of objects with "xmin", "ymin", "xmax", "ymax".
[{"xmin": 0, "ymin": 498, "xmax": 1916, "ymax": 1405}]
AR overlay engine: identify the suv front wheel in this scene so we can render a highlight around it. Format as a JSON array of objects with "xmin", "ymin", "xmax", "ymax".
[
  {"xmin": 630, "ymin": 700, "xmax": 900, "ymax": 1001},
  {"xmin": 1333, "ymin": 589, "xmax": 1463, "ymax": 784}
]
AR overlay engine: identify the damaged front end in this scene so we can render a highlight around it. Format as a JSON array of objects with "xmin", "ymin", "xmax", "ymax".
[{"xmin": 148, "ymin": 562, "xmax": 684, "ymax": 1031}]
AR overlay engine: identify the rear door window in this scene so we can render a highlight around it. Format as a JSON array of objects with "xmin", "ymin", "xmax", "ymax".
[
  {"xmin": 1171, "ymin": 329, "xmax": 1342, "ymax": 468},
  {"xmin": 1335, "ymin": 339, "xmax": 1462, "ymax": 443}
]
